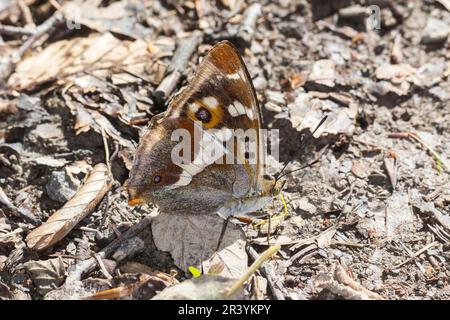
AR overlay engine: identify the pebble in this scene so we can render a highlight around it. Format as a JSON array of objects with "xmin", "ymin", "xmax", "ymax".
[
  {"xmin": 46, "ymin": 171, "xmax": 78, "ymax": 204},
  {"xmin": 421, "ymin": 17, "xmax": 450, "ymax": 44}
]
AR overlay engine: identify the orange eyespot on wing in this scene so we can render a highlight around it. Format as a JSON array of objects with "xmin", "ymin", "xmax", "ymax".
[{"xmin": 186, "ymin": 97, "xmax": 224, "ymax": 129}]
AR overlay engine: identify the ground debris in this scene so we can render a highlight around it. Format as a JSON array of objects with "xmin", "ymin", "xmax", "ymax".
[{"xmin": 0, "ymin": 0, "xmax": 449, "ymax": 300}]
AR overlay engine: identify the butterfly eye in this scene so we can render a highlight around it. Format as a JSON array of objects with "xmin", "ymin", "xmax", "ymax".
[{"xmin": 153, "ymin": 175, "xmax": 162, "ymax": 184}]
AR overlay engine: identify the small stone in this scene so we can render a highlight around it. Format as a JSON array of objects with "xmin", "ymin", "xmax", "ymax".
[
  {"xmin": 351, "ymin": 159, "xmax": 371, "ymax": 178},
  {"xmin": 339, "ymin": 160, "xmax": 352, "ymax": 174},
  {"xmin": 266, "ymin": 90, "xmax": 286, "ymax": 105},
  {"xmin": 421, "ymin": 17, "xmax": 450, "ymax": 44},
  {"xmin": 32, "ymin": 123, "xmax": 62, "ymax": 140},
  {"xmin": 307, "ymin": 59, "xmax": 335, "ymax": 88},
  {"xmin": 46, "ymin": 171, "xmax": 78, "ymax": 204},
  {"xmin": 289, "ymin": 215, "xmax": 305, "ymax": 228},
  {"xmin": 112, "ymin": 237, "xmax": 145, "ymax": 262},
  {"xmin": 291, "ymin": 197, "xmax": 317, "ymax": 215},
  {"xmin": 66, "ymin": 242, "xmax": 77, "ymax": 255},
  {"xmin": 265, "ymin": 101, "xmax": 283, "ymax": 113}
]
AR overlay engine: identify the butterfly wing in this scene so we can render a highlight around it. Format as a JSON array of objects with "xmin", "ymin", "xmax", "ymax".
[{"xmin": 163, "ymin": 41, "xmax": 265, "ymax": 195}]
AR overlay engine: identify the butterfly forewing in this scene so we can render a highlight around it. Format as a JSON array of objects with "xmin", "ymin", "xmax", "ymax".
[{"xmin": 165, "ymin": 41, "xmax": 265, "ymax": 194}]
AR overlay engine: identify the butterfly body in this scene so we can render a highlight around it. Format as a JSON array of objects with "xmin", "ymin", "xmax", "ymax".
[{"xmin": 127, "ymin": 41, "xmax": 281, "ymax": 217}]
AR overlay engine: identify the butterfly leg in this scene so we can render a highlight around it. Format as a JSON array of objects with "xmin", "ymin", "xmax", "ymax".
[{"xmin": 216, "ymin": 215, "xmax": 232, "ymax": 251}]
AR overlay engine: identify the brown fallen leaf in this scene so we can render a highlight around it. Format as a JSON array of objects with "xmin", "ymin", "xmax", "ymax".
[
  {"xmin": 81, "ymin": 274, "xmax": 169, "ymax": 300},
  {"xmin": 8, "ymin": 33, "xmax": 150, "ymax": 90},
  {"xmin": 151, "ymin": 213, "xmax": 247, "ymax": 279},
  {"xmin": 375, "ymin": 63, "xmax": 415, "ymax": 84},
  {"xmin": 26, "ymin": 163, "xmax": 112, "ymax": 251},
  {"xmin": 24, "ymin": 257, "xmax": 66, "ymax": 295},
  {"xmin": 391, "ymin": 33, "xmax": 403, "ymax": 64},
  {"xmin": 351, "ymin": 159, "xmax": 371, "ymax": 179},
  {"xmin": 436, "ymin": 0, "xmax": 450, "ymax": 11},
  {"xmin": 315, "ymin": 262, "xmax": 384, "ymax": 300},
  {"xmin": 153, "ymin": 245, "xmax": 280, "ymax": 300},
  {"xmin": 384, "ymin": 150, "xmax": 398, "ymax": 190}
]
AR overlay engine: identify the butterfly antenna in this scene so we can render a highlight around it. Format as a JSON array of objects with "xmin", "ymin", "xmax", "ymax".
[{"xmin": 275, "ymin": 115, "xmax": 328, "ymax": 181}]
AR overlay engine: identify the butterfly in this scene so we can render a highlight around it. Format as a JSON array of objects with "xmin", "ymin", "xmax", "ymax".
[{"xmin": 127, "ymin": 41, "xmax": 286, "ymax": 219}]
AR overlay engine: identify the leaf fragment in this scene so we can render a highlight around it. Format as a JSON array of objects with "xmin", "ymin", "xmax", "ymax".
[{"xmin": 26, "ymin": 163, "xmax": 111, "ymax": 251}]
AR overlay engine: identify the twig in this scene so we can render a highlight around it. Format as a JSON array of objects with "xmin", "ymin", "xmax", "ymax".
[
  {"xmin": 289, "ymin": 243, "xmax": 317, "ymax": 264},
  {"xmin": 427, "ymin": 223, "xmax": 450, "ymax": 244},
  {"xmin": 0, "ymin": 228, "xmax": 24, "ymax": 240},
  {"xmin": 101, "ymin": 125, "xmax": 111, "ymax": 175},
  {"xmin": 392, "ymin": 241, "xmax": 438, "ymax": 270},
  {"xmin": 0, "ymin": 11, "xmax": 63, "ymax": 85},
  {"xmin": 153, "ymin": 30, "xmax": 203, "ymax": 105},
  {"xmin": 388, "ymin": 132, "xmax": 449, "ymax": 173},
  {"xmin": 424, "ymin": 187, "xmax": 443, "ymax": 202},
  {"xmin": 0, "ymin": 24, "xmax": 36, "ymax": 36},
  {"xmin": 330, "ymin": 240, "xmax": 367, "ymax": 248},
  {"xmin": 225, "ymin": 244, "xmax": 280, "ymax": 299},
  {"xmin": 18, "ymin": 0, "xmax": 35, "ymax": 27},
  {"xmin": 395, "ymin": 240, "xmax": 425, "ymax": 272},
  {"xmin": 0, "ymin": 186, "xmax": 39, "ymax": 225},
  {"xmin": 235, "ymin": 3, "xmax": 262, "ymax": 45},
  {"xmin": 17, "ymin": 12, "xmax": 63, "ymax": 59},
  {"xmin": 65, "ymin": 214, "xmax": 153, "ymax": 284},
  {"xmin": 94, "ymin": 254, "xmax": 113, "ymax": 280},
  {"xmin": 247, "ymin": 245, "xmax": 285, "ymax": 300}
]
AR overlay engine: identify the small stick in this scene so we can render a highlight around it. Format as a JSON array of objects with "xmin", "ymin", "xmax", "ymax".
[
  {"xmin": 65, "ymin": 214, "xmax": 153, "ymax": 284},
  {"xmin": 101, "ymin": 125, "xmax": 111, "ymax": 175},
  {"xmin": 247, "ymin": 245, "xmax": 285, "ymax": 300},
  {"xmin": 424, "ymin": 187, "xmax": 443, "ymax": 202},
  {"xmin": 316, "ymin": 262, "xmax": 384, "ymax": 300},
  {"xmin": 392, "ymin": 241, "xmax": 438, "ymax": 269},
  {"xmin": 0, "ymin": 186, "xmax": 39, "ymax": 225},
  {"xmin": 388, "ymin": 132, "xmax": 449, "ymax": 173},
  {"xmin": 18, "ymin": 0, "xmax": 35, "ymax": 27},
  {"xmin": 0, "ymin": 24, "xmax": 36, "ymax": 36},
  {"xmin": 153, "ymin": 30, "xmax": 203, "ymax": 105},
  {"xmin": 16, "ymin": 12, "xmax": 64, "ymax": 58},
  {"xmin": 0, "ymin": 11, "xmax": 63, "ymax": 85},
  {"xmin": 330, "ymin": 240, "xmax": 367, "ymax": 248},
  {"xmin": 216, "ymin": 215, "xmax": 232, "ymax": 251},
  {"xmin": 94, "ymin": 254, "xmax": 113, "ymax": 279},
  {"xmin": 235, "ymin": 3, "xmax": 262, "ymax": 45},
  {"xmin": 225, "ymin": 244, "xmax": 280, "ymax": 299}
]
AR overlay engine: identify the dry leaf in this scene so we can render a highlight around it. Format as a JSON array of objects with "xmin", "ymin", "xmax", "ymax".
[
  {"xmin": 82, "ymin": 274, "xmax": 168, "ymax": 300},
  {"xmin": 351, "ymin": 159, "xmax": 371, "ymax": 179},
  {"xmin": 24, "ymin": 257, "xmax": 66, "ymax": 295},
  {"xmin": 8, "ymin": 33, "xmax": 150, "ymax": 90},
  {"xmin": 315, "ymin": 262, "xmax": 383, "ymax": 300},
  {"xmin": 26, "ymin": 163, "xmax": 111, "ymax": 250},
  {"xmin": 384, "ymin": 151, "xmax": 398, "ymax": 189},
  {"xmin": 289, "ymin": 93, "xmax": 355, "ymax": 136},
  {"xmin": 375, "ymin": 63, "xmax": 415, "ymax": 83},
  {"xmin": 436, "ymin": 0, "xmax": 450, "ymax": 11},
  {"xmin": 316, "ymin": 228, "xmax": 336, "ymax": 249},
  {"xmin": 152, "ymin": 213, "xmax": 247, "ymax": 279},
  {"xmin": 152, "ymin": 275, "xmax": 243, "ymax": 300}
]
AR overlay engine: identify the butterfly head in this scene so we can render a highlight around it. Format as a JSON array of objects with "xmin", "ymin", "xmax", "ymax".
[{"xmin": 127, "ymin": 116, "xmax": 183, "ymax": 206}]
